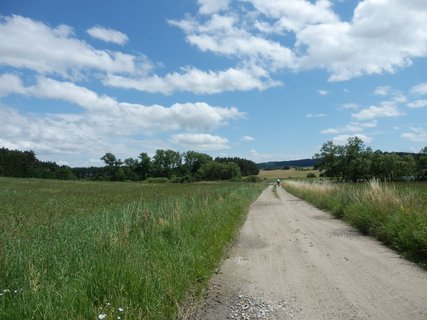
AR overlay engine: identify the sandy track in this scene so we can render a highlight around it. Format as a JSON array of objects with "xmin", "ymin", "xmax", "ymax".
[{"xmin": 189, "ymin": 185, "xmax": 427, "ymax": 320}]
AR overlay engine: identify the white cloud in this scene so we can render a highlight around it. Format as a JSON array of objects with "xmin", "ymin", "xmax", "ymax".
[
  {"xmin": 352, "ymin": 103, "xmax": 404, "ymax": 120},
  {"xmin": 321, "ymin": 120, "xmax": 377, "ymax": 135},
  {"xmin": 296, "ymin": 1, "xmax": 427, "ymax": 81},
  {"xmin": 241, "ymin": 136, "xmax": 255, "ymax": 142},
  {"xmin": 198, "ymin": 0, "xmax": 229, "ymax": 15},
  {"xmin": 410, "ymin": 82, "xmax": 427, "ymax": 96},
  {"xmin": 407, "ymin": 99, "xmax": 427, "ymax": 109},
  {"xmin": 374, "ymin": 86, "xmax": 391, "ymax": 96},
  {"xmin": 169, "ymin": 1, "xmax": 427, "ymax": 81},
  {"xmin": 104, "ymin": 65, "xmax": 280, "ymax": 94},
  {"xmin": 0, "ymin": 15, "xmax": 145, "ymax": 78},
  {"xmin": 401, "ymin": 127, "xmax": 427, "ymax": 142},
  {"xmin": 306, "ymin": 113, "xmax": 326, "ymax": 118},
  {"xmin": 245, "ymin": 0, "xmax": 339, "ymax": 33},
  {"xmin": 0, "ymin": 73, "xmax": 25, "ymax": 97},
  {"xmin": 169, "ymin": 14, "xmax": 296, "ymax": 71},
  {"xmin": 87, "ymin": 26, "xmax": 129, "ymax": 45},
  {"xmin": 0, "ymin": 75, "xmax": 245, "ymax": 132},
  {"xmin": 0, "ymin": 76, "xmax": 245, "ymax": 163},
  {"xmin": 333, "ymin": 134, "xmax": 372, "ymax": 145},
  {"xmin": 317, "ymin": 90, "xmax": 329, "ymax": 96},
  {"xmin": 339, "ymin": 103, "xmax": 359, "ymax": 110},
  {"xmin": 171, "ymin": 133, "xmax": 230, "ymax": 150}
]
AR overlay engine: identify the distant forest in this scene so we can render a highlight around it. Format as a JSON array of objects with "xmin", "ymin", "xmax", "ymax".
[
  {"xmin": 0, "ymin": 148, "xmax": 259, "ymax": 182},
  {"xmin": 1, "ymin": 138, "xmax": 426, "ymax": 182}
]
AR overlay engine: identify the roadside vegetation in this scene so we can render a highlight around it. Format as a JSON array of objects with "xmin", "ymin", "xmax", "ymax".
[
  {"xmin": 0, "ymin": 177, "xmax": 265, "ymax": 319},
  {"xmin": 283, "ymin": 179, "xmax": 427, "ymax": 267}
]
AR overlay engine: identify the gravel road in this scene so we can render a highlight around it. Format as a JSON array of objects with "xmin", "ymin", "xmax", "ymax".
[{"xmin": 188, "ymin": 185, "xmax": 427, "ymax": 320}]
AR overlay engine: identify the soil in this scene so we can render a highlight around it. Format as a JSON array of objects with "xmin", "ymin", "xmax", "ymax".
[{"xmin": 185, "ymin": 185, "xmax": 427, "ymax": 320}]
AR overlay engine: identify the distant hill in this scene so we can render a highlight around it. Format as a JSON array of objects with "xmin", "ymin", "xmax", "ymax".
[{"xmin": 257, "ymin": 158, "xmax": 317, "ymax": 170}]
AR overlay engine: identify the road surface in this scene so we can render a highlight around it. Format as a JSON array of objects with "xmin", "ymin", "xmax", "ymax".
[{"xmin": 188, "ymin": 185, "xmax": 427, "ymax": 320}]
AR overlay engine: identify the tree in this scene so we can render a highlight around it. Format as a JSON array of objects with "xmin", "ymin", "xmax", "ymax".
[
  {"xmin": 136, "ymin": 152, "xmax": 151, "ymax": 180},
  {"xmin": 420, "ymin": 146, "xmax": 427, "ymax": 154},
  {"xmin": 152, "ymin": 149, "xmax": 181, "ymax": 178},
  {"xmin": 214, "ymin": 157, "xmax": 259, "ymax": 176},
  {"xmin": 101, "ymin": 152, "xmax": 124, "ymax": 181},
  {"xmin": 123, "ymin": 158, "xmax": 139, "ymax": 181},
  {"xmin": 198, "ymin": 161, "xmax": 241, "ymax": 180},
  {"xmin": 182, "ymin": 151, "xmax": 212, "ymax": 177},
  {"xmin": 314, "ymin": 141, "xmax": 345, "ymax": 181}
]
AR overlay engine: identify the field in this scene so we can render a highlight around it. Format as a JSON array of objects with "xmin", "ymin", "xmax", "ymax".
[
  {"xmin": 0, "ymin": 177, "xmax": 265, "ymax": 319},
  {"xmin": 258, "ymin": 168, "xmax": 320, "ymax": 180},
  {"xmin": 282, "ymin": 180, "xmax": 427, "ymax": 267}
]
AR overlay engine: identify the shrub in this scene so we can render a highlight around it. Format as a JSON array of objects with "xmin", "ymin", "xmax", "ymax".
[{"xmin": 306, "ymin": 173, "xmax": 317, "ymax": 178}]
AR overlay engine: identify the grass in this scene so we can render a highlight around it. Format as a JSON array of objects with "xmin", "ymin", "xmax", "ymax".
[
  {"xmin": 0, "ymin": 177, "xmax": 265, "ymax": 319},
  {"xmin": 282, "ymin": 180, "xmax": 427, "ymax": 268},
  {"xmin": 258, "ymin": 168, "xmax": 320, "ymax": 180}
]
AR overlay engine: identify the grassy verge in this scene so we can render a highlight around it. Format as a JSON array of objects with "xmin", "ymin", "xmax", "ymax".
[
  {"xmin": 0, "ymin": 178, "xmax": 265, "ymax": 319},
  {"xmin": 282, "ymin": 180, "xmax": 427, "ymax": 268}
]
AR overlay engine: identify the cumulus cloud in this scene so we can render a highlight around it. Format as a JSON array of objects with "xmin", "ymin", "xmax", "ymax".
[
  {"xmin": 171, "ymin": 133, "xmax": 230, "ymax": 150},
  {"xmin": 198, "ymin": 0, "xmax": 228, "ymax": 15},
  {"xmin": 401, "ymin": 127, "xmax": 427, "ymax": 142},
  {"xmin": 352, "ymin": 103, "xmax": 405, "ymax": 120},
  {"xmin": 0, "ymin": 15, "xmax": 145, "ymax": 78},
  {"xmin": 169, "ymin": 14, "xmax": 296, "ymax": 71},
  {"xmin": 0, "ymin": 73, "xmax": 25, "ymax": 97},
  {"xmin": 374, "ymin": 86, "xmax": 391, "ymax": 96},
  {"xmin": 172, "ymin": 0, "xmax": 427, "ymax": 81},
  {"xmin": 407, "ymin": 99, "xmax": 427, "ymax": 109},
  {"xmin": 87, "ymin": 26, "xmax": 129, "ymax": 45},
  {"xmin": 0, "ymin": 74, "xmax": 245, "ymax": 132},
  {"xmin": 317, "ymin": 90, "xmax": 329, "ymax": 96},
  {"xmin": 0, "ymin": 75, "xmax": 245, "ymax": 162},
  {"xmin": 410, "ymin": 82, "xmax": 427, "ymax": 96},
  {"xmin": 104, "ymin": 65, "xmax": 280, "ymax": 94},
  {"xmin": 333, "ymin": 134, "xmax": 372, "ymax": 145}
]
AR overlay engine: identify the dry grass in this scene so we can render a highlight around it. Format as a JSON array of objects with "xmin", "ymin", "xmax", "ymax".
[{"xmin": 258, "ymin": 168, "xmax": 320, "ymax": 180}]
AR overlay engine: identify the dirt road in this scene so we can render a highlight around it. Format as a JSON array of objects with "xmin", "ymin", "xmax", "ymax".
[{"xmin": 189, "ymin": 185, "xmax": 427, "ymax": 320}]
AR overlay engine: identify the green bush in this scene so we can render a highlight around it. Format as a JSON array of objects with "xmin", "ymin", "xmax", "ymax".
[{"xmin": 145, "ymin": 177, "xmax": 170, "ymax": 183}]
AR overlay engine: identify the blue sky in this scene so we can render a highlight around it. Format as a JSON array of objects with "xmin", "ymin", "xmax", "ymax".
[{"xmin": 1, "ymin": 0, "xmax": 426, "ymax": 166}]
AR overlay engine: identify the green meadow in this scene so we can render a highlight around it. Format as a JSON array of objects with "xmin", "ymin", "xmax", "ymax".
[
  {"xmin": 0, "ymin": 177, "xmax": 265, "ymax": 319},
  {"xmin": 283, "ymin": 180, "xmax": 427, "ymax": 268}
]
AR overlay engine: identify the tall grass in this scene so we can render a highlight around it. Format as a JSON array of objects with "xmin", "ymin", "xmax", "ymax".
[
  {"xmin": 283, "ymin": 180, "xmax": 427, "ymax": 267},
  {"xmin": 0, "ymin": 178, "xmax": 265, "ymax": 319}
]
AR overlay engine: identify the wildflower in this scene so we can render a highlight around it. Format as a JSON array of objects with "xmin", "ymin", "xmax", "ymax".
[
  {"xmin": 117, "ymin": 317, "xmax": 121, "ymax": 320},
  {"xmin": 3, "ymin": 289, "xmax": 10, "ymax": 293},
  {"xmin": 106, "ymin": 302, "xmax": 111, "ymax": 306},
  {"xmin": 98, "ymin": 314, "xmax": 107, "ymax": 319},
  {"xmin": 118, "ymin": 307, "xmax": 124, "ymax": 312}
]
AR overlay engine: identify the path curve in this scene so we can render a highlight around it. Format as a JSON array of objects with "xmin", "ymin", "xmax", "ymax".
[{"xmin": 189, "ymin": 185, "xmax": 427, "ymax": 320}]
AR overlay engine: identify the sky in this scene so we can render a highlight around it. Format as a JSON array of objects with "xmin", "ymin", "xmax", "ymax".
[{"xmin": 0, "ymin": 0, "xmax": 427, "ymax": 167}]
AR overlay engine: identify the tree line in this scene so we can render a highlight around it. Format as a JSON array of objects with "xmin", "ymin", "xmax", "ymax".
[
  {"xmin": 94, "ymin": 150, "xmax": 260, "ymax": 182},
  {"xmin": 0, "ymin": 147, "xmax": 259, "ymax": 182},
  {"xmin": 315, "ymin": 137, "xmax": 427, "ymax": 182}
]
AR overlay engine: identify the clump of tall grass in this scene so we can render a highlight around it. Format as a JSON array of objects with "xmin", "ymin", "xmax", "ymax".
[
  {"xmin": 283, "ymin": 179, "xmax": 427, "ymax": 266},
  {"xmin": 0, "ymin": 178, "xmax": 265, "ymax": 319}
]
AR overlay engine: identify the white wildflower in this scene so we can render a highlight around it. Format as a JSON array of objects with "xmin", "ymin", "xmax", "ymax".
[
  {"xmin": 98, "ymin": 314, "xmax": 107, "ymax": 319},
  {"xmin": 118, "ymin": 307, "xmax": 124, "ymax": 312}
]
